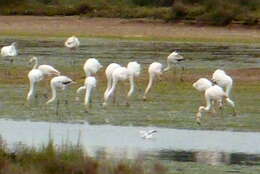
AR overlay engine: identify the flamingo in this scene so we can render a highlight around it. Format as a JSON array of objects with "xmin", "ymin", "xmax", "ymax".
[
  {"xmin": 143, "ymin": 62, "xmax": 163, "ymax": 100},
  {"xmin": 126, "ymin": 61, "xmax": 141, "ymax": 98},
  {"xmin": 103, "ymin": 63, "xmax": 121, "ymax": 100},
  {"xmin": 46, "ymin": 76, "xmax": 75, "ymax": 104},
  {"xmin": 163, "ymin": 51, "xmax": 184, "ymax": 72},
  {"xmin": 1, "ymin": 42, "xmax": 17, "ymax": 62},
  {"xmin": 27, "ymin": 69, "xmax": 44, "ymax": 101},
  {"xmin": 64, "ymin": 36, "xmax": 80, "ymax": 50},
  {"xmin": 29, "ymin": 56, "xmax": 60, "ymax": 76},
  {"xmin": 212, "ymin": 69, "xmax": 233, "ymax": 98},
  {"xmin": 1, "ymin": 42, "xmax": 17, "ymax": 57},
  {"xmin": 103, "ymin": 62, "xmax": 141, "ymax": 106},
  {"xmin": 83, "ymin": 58, "xmax": 103, "ymax": 77},
  {"xmin": 76, "ymin": 76, "xmax": 97, "ymax": 111},
  {"xmin": 27, "ymin": 57, "xmax": 60, "ymax": 101},
  {"xmin": 192, "ymin": 78, "xmax": 213, "ymax": 92},
  {"xmin": 103, "ymin": 67, "xmax": 129, "ymax": 106},
  {"xmin": 196, "ymin": 85, "xmax": 236, "ymax": 124}
]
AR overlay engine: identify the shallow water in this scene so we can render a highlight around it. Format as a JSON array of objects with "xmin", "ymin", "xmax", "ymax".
[
  {"xmin": 0, "ymin": 119, "xmax": 260, "ymax": 165},
  {"xmin": 0, "ymin": 37, "xmax": 260, "ymax": 69},
  {"xmin": 0, "ymin": 37, "xmax": 260, "ymax": 131}
]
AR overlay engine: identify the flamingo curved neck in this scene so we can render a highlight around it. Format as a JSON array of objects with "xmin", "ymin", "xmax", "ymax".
[
  {"xmin": 33, "ymin": 58, "xmax": 39, "ymax": 69},
  {"xmin": 226, "ymin": 84, "xmax": 232, "ymax": 97},
  {"xmin": 199, "ymin": 95, "xmax": 211, "ymax": 113},
  {"xmin": 84, "ymin": 86, "xmax": 93, "ymax": 106},
  {"xmin": 105, "ymin": 78, "xmax": 118, "ymax": 102},
  {"xmin": 46, "ymin": 83, "xmax": 57, "ymax": 104},
  {"xmin": 127, "ymin": 75, "xmax": 135, "ymax": 97},
  {"xmin": 77, "ymin": 86, "xmax": 86, "ymax": 94},
  {"xmin": 163, "ymin": 61, "xmax": 171, "ymax": 72},
  {"xmin": 27, "ymin": 80, "xmax": 36, "ymax": 101},
  {"xmin": 144, "ymin": 73, "xmax": 154, "ymax": 98}
]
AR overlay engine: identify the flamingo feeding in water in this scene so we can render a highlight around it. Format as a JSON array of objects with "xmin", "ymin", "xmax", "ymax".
[
  {"xmin": 29, "ymin": 56, "xmax": 60, "ymax": 76},
  {"xmin": 83, "ymin": 58, "xmax": 103, "ymax": 77},
  {"xmin": 27, "ymin": 68, "xmax": 44, "ymax": 101},
  {"xmin": 103, "ymin": 61, "xmax": 141, "ymax": 106},
  {"xmin": 196, "ymin": 85, "xmax": 236, "ymax": 124},
  {"xmin": 143, "ymin": 62, "xmax": 163, "ymax": 100},
  {"xmin": 64, "ymin": 36, "xmax": 80, "ymax": 50},
  {"xmin": 27, "ymin": 57, "xmax": 60, "ymax": 101},
  {"xmin": 76, "ymin": 76, "xmax": 97, "ymax": 111},
  {"xmin": 212, "ymin": 69, "xmax": 233, "ymax": 98},
  {"xmin": 46, "ymin": 76, "xmax": 75, "ymax": 104},
  {"xmin": 103, "ymin": 63, "xmax": 121, "ymax": 101},
  {"xmin": 163, "ymin": 51, "xmax": 184, "ymax": 72},
  {"xmin": 126, "ymin": 61, "xmax": 141, "ymax": 98},
  {"xmin": 192, "ymin": 78, "xmax": 213, "ymax": 92}
]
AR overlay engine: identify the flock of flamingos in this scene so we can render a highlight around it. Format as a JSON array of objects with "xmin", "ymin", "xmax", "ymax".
[{"xmin": 1, "ymin": 36, "xmax": 236, "ymax": 124}]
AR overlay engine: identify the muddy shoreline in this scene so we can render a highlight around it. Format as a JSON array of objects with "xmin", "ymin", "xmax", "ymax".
[{"xmin": 0, "ymin": 16, "xmax": 260, "ymax": 43}]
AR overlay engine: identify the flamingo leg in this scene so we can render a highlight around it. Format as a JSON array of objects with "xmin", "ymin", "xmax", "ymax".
[{"xmin": 55, "ymin": 99, "xmax": 60, "ymax": 117}]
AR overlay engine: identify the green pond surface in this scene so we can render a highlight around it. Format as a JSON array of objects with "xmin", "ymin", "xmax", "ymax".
[{"xmin": 0, "ymin": 37, "xmax": 260, "ymax": 131}]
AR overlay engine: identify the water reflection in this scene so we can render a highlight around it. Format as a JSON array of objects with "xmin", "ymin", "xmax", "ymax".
[
  {"xmin": 1, "ymin": 119, "xmax": 259, "ymax": 166},
  {"xmin": 91, "ymin": 147, "xmax": 260, "ymax": 166}
]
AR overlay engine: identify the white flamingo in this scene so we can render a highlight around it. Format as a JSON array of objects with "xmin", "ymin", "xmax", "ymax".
[
  {"xmin": 192, "ymin": 78, "xmax": 213, "ymax": 92},
  {"xmin": 1, "ymin": 42, "xmax": 17, "ymax": 57},
  {"xmin": 103, "ymin": 63, "xmax": 121, "ymax": 100},
  {"xmin": 83, "ymin": 58, "xmax": 103, "ymax": 77},
  {"xmin": 29, "ymin": 56, "xmax": 60, "ymax": 76},
  {"xmin": 212, "ymin": 69, "xmax": 233, "ymax": 98},
  {"xmin": 196, "ymin": 85, "xmax": 236, "ymax": 124},
  {"xmin": 143, "ymin": 62, "xmax": 163, "ymax": 100},
  {"xmin": 64, "ymin": 36, "xmax": 80, "ymax": 50},
  {"xmin": 163, "ymin": 51, "xmax": 184, "ymax": 72},
  {"xmin": 103, "ymin": 62, "xmax": 141, "ymax": 106},
  {"xmin": 46, "ymin": 76, "xmax": 75, "ymax": 104},
  {"xmin": 126, "ymin": 61, "xmax": 141, "ymax": 98},
  {"xmin": 1, "ymin": 42, "xmax": 17, "ymax": 62},
  {"xmin": 27, "ymin": 57, "xmax": 60, "ymax": 101},
  {"xmin": 103, "ymin": 67, "xmax": 129, "ymax": 106},
  {"xmin": 27, "ymin": 69, "xmax": 44, "ymax": 101},
  {"xmin": 76, "ymin": 76, "xmax": 97, "ymax": 111}
]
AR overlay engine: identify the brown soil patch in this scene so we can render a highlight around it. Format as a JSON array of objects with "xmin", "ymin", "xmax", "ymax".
[{"xmin": 0, "ymin": 16, "xmax": 259, "ymax": 42}]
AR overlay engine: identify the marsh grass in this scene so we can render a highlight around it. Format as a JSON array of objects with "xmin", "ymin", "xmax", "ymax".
[
  {"xmin": 0, "ymin": 135, "xmax": 166, "ymax": 174},
  {"xmin": 0, "ymin": 136, "xmax": 260, "ymax": 174}
]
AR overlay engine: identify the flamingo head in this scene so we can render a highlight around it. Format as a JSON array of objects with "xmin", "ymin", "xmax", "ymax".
[
  {"xmin": 11, "ymin": 42, "xmax": 17, "ymax": 47},
  {"xmin": 28, "ymin": 56, "xmax": 37, "ymax": 64}
]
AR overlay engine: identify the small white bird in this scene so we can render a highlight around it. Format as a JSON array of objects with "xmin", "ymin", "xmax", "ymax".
[
  {"xmin": 139, "ymin": 130, "xmax": 157, "ymax": 139},
  {"xmin": 46, "ymin": 76, "xmax": 76, "ymax": 104},
  {"xmin": 164, "ymin": 51, "xmax": 184, "ymax": 72},
  {"xmin": 83, "ymin": 58, "xmax": 103, "ymax": 77},
  {"xmin": 76, "ymin": 76, "xmax": 97, "ymax": 111},
  {"xmin": 64, "ymin": 36, "xmax": 80, "ymax": 50},
  {"xmin": 1, "ymin": 42, "xmax": 18, "ymax": 59},
  {"xmin": 143, "ymin": 62, "xmax": 163, "ymax": 100}
]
